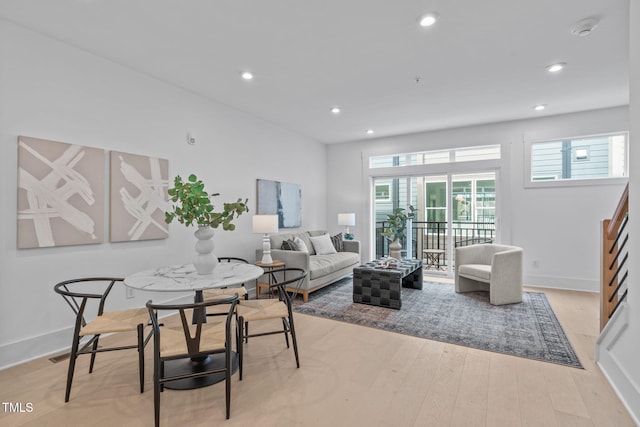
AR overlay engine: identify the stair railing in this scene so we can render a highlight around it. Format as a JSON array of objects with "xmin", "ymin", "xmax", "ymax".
[{"xmin": 600, "ymin": 183, "xmax": 629, "ymax": 331}]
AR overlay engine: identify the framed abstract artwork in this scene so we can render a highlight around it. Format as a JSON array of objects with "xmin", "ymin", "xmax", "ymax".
[
  {"xmin": 109, "ymin": 151, "xmax": 169, "ymax": 242},
  {"xmin": 256, "ymin": 179, "xmax": 302, "ymax": 228},
  {"xmin": 17, "ymin": 136, "xmax": 105, "ymax": 248}
]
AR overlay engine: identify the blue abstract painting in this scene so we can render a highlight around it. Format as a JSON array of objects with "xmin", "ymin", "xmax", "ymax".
[{"xmin": 256, "ymin": 179, "xmax": 302, "ymax": 228}]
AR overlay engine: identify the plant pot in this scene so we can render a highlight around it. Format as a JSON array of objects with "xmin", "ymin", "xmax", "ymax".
[
  {"xmin": 193, "ymin": 225, "xmax": 218, "ymax": 275},
  {"xmin": 389, "ymin": 239, "xmax": 402, "ymax": 259}
]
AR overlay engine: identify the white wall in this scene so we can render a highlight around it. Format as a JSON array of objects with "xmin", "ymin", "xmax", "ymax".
[
  {"xmin": 327, "ymin": 106, "xmax": 629, "ymax": 292},
  {"xmin": 0, "ymin": 20, "xmax": 327, "ymax": 368},
  {"xmin": 596, "ymin": 2, "xmax": 640, "ymax": 424}
]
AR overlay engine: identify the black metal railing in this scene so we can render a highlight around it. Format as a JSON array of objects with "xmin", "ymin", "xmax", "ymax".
[
  {"xmin": 375, "ymin": 220, "xmax": 495, "ymax": 268},
  {"xmin": 600, "ymin": 183, "xmax": 629, "ymax": 331}
]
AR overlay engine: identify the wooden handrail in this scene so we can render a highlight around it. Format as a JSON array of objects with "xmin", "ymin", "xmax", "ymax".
[
  {"xmin": 606, "ymin": 183, "xmax": 628, "ymax": 239},
  {"xmin": 600, "ymin": 183, "xmax": 629, "ymax": 331}
]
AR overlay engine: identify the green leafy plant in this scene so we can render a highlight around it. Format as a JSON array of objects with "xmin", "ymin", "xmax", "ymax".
[
  {"xmin": 381, "ymin": 206, "xmax": 416, "ymax": 242},
  {"xmin": 164, "ymin": 174, "xmax": 248, "ymax": 230}
]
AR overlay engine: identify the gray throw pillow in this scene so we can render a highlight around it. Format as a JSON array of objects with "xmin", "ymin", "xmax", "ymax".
[
  {"xmin": 330, "ymin": 233, "xmax": 343, "ymax": 252},
  {"xmin": 281, "ymin": 239, "xmax": 298, "ymax": 251}
]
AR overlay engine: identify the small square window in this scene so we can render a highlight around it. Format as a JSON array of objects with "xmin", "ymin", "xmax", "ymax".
[{"xmin": 575, "ymin": 148, "xmax": 589, "ymax": 160}]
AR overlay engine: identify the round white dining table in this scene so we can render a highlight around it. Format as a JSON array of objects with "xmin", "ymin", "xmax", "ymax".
[
  {"xmin": 124, "ymin": 262, "xmax": 263, "ymax": 390},
  {"xmin": 124, "ymin": 262, "xmax": 263, "ymax": 294}
]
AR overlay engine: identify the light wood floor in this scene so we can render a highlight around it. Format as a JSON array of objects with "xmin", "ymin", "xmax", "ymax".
[{"xmin": 0, "ymin": 281, "xmax": 635, "ymax": 427}]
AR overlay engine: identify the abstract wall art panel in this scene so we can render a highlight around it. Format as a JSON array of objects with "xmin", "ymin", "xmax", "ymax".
[
  {"xmin": 256, "ymin": 179, "xmax": 302, "ymax": 228},
  {"xmin": 17, "ymin": 136, "xmax": 105, "ymax": 248},
  {"xmin": 109, "ymin": 151, "xmax": 169, "ymax": 242}
]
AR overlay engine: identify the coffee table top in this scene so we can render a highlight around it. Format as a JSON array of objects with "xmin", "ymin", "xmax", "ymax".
[{"xmin": 355, "ymin": 258, "xmax": 422, "ymax": 276}]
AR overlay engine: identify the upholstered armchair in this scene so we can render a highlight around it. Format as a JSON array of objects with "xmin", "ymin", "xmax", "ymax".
[{"xmin": 454, "ymin": 244, "xmax": 523, "ymax": 305}]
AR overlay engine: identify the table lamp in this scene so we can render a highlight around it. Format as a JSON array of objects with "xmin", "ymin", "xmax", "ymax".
[
  {"xmin": 253, "ymin": 214, "xmax": 279, "ymax": 264},
  {"xmin": 338, "ymin": 213, "xmax": 356, "ymax": 240}
]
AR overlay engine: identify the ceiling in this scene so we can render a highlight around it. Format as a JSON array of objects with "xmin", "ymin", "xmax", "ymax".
[{"xmin": 0, "ymin": 0, "xmax": 630, "ymax": 144}]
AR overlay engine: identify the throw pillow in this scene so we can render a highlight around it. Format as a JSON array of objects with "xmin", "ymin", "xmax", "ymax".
[
  {"xmin": 309, "ymin": 233, "xmax": 337, "ymax": 255},
  {"xmin": 330, "ymin": 233, "xmax": 343, "ymax": 252},
  {"xmin": 281, "ymin": 239, "xmax": 298, "ymax": 251},
  {"xmin": 293, "ymin": 236, "xmax": 309, "ymax": 253}
]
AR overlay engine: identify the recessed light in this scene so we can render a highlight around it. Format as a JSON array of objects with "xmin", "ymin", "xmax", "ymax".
[
  {"xmin": 533, "ymin": 104, "xmax": 546, "ymax": 111},
  {"xmin": 418, "ymin": 12, "xmax": 439, "ymax": 27},
  {"xmin": 546, "ymin": 63, "xmax": 566, "ymax": 73},
  {"xmin": 366, "ymin": 129, "xmax": 374, "ymax": 135},
  {"xmin": 330, "ymin": 106, "xmax": 341, "ymax": 114},
  {"xmin": 240, "ymin": 71, "xmax": 254, "ymax": 80}
]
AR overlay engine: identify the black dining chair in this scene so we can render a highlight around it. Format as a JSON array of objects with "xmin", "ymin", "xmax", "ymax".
[
  {"xmin": 146, "ymin": 294, "xmax": 240, "ymax": 426},
  {"xmin": 237, "ymin": 267, "xmax": 307, "ymax": 380},
  {"xmin": 202, "ymin": 257, "xmax": 250, "ymax": 305},
  {"xmin": 53, "ymin": 277, "xmax": 153, "ymax": 402}
]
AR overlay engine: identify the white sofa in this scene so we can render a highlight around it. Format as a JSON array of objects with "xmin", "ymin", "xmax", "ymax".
[
  {"xmin": 256, "ymin": 230, "xmax": 361, "ymax": 302},
  {"xmin": 454, "ymin": 243, "xmax": 523, "ymax": 305}
]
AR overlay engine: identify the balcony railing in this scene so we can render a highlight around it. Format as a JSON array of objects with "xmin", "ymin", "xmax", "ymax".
[{"xmin": 375, "ymin": 220, "xmax": 495, "ymax": 268}]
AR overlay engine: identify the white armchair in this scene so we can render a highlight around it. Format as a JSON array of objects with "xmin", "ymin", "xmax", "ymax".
[{"xmin": 455, "ymin": 244, "xmax": 523, "ymax": 305}]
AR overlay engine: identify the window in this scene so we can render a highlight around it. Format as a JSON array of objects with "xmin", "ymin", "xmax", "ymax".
[
  {"xmin": 425, "ymin": 181, "xmax": 447, "ymax": 222},
  {"xmin": 369, "ymin": 144, "xmax": 501, "ymax": 169},
  {"xmin": 375, "ymin": 184, "xmax": 390, "ymax": 201},
  {"xmin": 528, "ymin": 132, "xmax": 628, "ymax": 186}
]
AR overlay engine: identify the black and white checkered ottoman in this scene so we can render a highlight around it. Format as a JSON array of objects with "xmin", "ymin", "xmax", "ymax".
[{"xmin": 352, "ymin": 259, "xmax": 423, "ymax": 309}]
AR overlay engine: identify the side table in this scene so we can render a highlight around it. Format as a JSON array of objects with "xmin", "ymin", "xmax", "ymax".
[
  {"xmin": 255, "ymin": 260, "xmax": 285, "ymax": 298},
  {"xmin": 423, "ymin": 249, "xmax": 445, "ymax": 271}
]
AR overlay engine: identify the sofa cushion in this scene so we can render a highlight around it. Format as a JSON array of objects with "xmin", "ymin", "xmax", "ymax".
[
  {"xmin": 309, "ymin": 233, "xmax": 337, "ymax": 255},
  {"xmin": 270, "ymin": 233, "xmax": 293, "ymax": 252},
  {"xmin": 330, "ymin": 233, "xmax": 343, "ymax": 252},
  {"xmin": 281, "ymin": 239, "xmax": 297, "ymax": 251},
  {"xmin": 293, "ymin": 236, "xmax": 309, "ymax": 253},
  {"xmin": 292, "ymin": 232, "xmax": 315, "ymax": 255},
  {"xmin": 458, "ymin": 264, "xmax": 492, "ymax": 283},
  {"xmin": 309, "ymin": 252, "xmax": 360, "ymax": 280}
]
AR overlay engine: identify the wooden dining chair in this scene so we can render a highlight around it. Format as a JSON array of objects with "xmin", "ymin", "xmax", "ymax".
[
  {"xmin": 53, "ymin": 277, "xmax": 152, "ymax": 402},
  {"xmin": 237, "ymin": 267, "xmax": 307, "ymax": 380},
  {"xmin": 146, "ymin": 294, "xmax": 239, "ymax": 426}
]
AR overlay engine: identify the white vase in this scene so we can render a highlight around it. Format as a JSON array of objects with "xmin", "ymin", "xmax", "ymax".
[
  {"xmin": 193, "ymin": 225, "xmax": 218, "ymax": 275},
  {"xmin": 389, "ymin": 239, "xmax": 402, "ymax": 260}
]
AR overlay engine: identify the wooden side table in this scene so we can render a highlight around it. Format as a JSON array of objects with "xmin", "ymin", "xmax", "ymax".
[
  {"xmin": 255, "ymin": 260, "xmax": 285, "ymax": 298},
  {"xmin": 423, "ymin": 249, "xmax": 445, "ymax": 271}
]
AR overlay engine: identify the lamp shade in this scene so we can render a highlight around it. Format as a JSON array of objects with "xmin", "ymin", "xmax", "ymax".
[
  {"xmin": 252, "ymin": 215, "xmax": 279, "ymax": 234},
  {"xmin": 338, "ymin": 213, "xmax": 355, "ymax": 227}
]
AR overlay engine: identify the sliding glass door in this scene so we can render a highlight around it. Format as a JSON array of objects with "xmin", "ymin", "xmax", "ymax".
[{"xmin": 374, "ymin": 171, "xmax": 496, "ymax": 276}]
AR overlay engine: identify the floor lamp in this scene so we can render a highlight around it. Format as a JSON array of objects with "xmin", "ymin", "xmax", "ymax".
[{"xmin": 253, "ymin": 215, "xmax": 279, "ymax": 264}]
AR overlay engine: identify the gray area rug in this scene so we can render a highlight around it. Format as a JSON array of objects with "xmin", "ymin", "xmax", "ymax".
[{"xmin": 293, "ymin": 277, "xmax": 582, "ymax": 368}]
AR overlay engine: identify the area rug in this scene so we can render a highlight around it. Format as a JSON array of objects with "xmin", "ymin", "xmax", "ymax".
[{"xmin": 293, "ymin": 277, "xmax": 582, "ymax": 368}]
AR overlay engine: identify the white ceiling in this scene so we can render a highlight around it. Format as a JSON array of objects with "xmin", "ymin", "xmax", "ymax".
[{"xmin": 0, "ymin": 0, "xmax": 630, "ymax": 144}]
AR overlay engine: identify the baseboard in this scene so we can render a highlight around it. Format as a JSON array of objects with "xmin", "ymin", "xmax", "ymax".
[
  {"xmin": 0, "ymin": 327, "xmax": 72, "ymax": 371},
  {"xmin": 596, "ymin": 302, "xmax": 640, "ymax": 426},
  {"xmin": 0, "ymin": 291, "xmax": 228, "ymax": 371},
  {"xmin": 523, "ymin": 273, "xmax": 598, "ymax": 292}
]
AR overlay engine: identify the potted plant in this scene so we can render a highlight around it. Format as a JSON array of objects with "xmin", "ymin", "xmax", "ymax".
[
  {"xmin": 382, "ymin": 206, "xmax": 416, "ymax": 259},
  {"xmin": 164, "ymin": 174, "xmax": 248, "ymax": 274}
]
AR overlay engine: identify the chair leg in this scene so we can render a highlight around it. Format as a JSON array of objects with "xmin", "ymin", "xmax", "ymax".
[
  {"xmin": 238, "ymin": 316, "xmax": 244, "ymax": 381},
  {"xmin": 225, "ymin": 349, "xmax": 231, "ymax": 419},
  {"xmin": 281, "ymin": 318, "xmax": 290, "ymax": 348},
  {"xmin": 153, "ymin": 364, "xmax": 161, "ymax": 427},
  {"xmin": 160, "ymin": 361, "xmax": 165, "ymax": 392},
  {"xmin": 137, "ymin": 324, "xmax": 144, "ymax": 393},
  {"xmin": 89, "ymin": 334, "xmax": 100, "ymax": 373},
  {"xmin": 64, "ymin": 334, "xmax": 81, "ymax": 402},
  {"xmin": 289, "ymin": 316, "xmax": 300, "ymax": 369},
  {"xmin": 244, "ymin": 321, "xmax": 249, "ymax": 343}
]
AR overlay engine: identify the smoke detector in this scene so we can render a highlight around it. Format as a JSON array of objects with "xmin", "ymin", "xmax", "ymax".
[{"xmin": 570, "ymin": 17, "xmax": 599, "ymax": 37}]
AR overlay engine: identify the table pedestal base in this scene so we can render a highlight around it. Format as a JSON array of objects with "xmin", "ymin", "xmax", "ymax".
[{"xmin": 163, "ymin": 352, "xmax": 239, "ymax": 390}]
